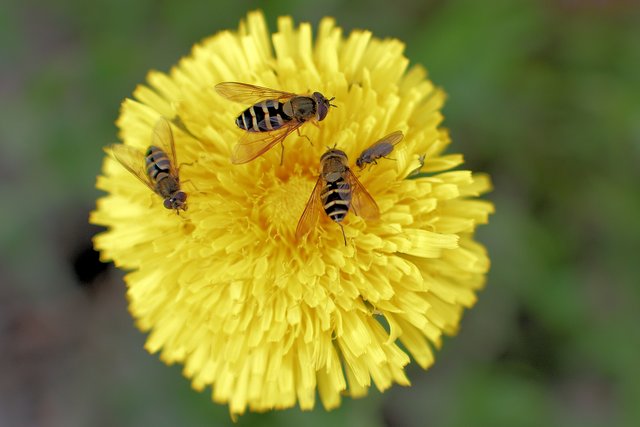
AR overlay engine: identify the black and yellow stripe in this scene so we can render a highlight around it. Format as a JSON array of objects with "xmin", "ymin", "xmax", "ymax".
[
  {"xmin": 235, "ymin": 99, "xmax": 292, "ymax": 132},
  {"xmin": 321, "ymin": 179, "xmax": 352, "ymax": 223},
  {"xmin": 145, "ymin": 145, "xmax": 171, "ymax": 183}
]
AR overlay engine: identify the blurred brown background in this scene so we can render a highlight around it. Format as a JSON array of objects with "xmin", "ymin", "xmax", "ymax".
[{"xmin": 1, "ymin": 0, "xmax": 639, "ymax": 426}]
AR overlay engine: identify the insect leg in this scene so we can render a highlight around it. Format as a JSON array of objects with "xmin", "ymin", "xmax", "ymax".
[
  {"xmin": 181, "ymin": 179, "xmax": 199, "ymax": 191},
  {"xmin": 296, "ymin": 128, "xmax": 314, "ymax": 146},
  {"xmin": 338, "ymin": 223, "xmax": 347, "ymax": 246},
  {"xmin": 279, "ymin": 142, "xmax": 285, "ymax": 166}
]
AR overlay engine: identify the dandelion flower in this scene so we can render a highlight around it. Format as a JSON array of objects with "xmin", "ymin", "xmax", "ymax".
[{"xmin": 91, "ymin": 11, "xmax": 494, "ymax": 416}]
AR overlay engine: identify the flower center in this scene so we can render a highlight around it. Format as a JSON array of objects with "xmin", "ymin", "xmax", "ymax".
[{"xmin": 262, "ymin": 173, "xmax": 316, "ymax": 238}]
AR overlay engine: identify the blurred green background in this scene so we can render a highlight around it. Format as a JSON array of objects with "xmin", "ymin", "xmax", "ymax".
[{"xmin": 2, "ymin": 0, "xmax": 639, "ymax": 426}]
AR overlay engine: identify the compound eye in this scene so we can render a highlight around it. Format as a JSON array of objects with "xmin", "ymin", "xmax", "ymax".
[
  {"xmin": 175, "ymin": 191, "xmax": 187, "ymax": 202},
  {"xmin": 314, "ymin": 93, "xmax": 330, "ymax": 121},
  {"xmin": 163, "ymin": 198, "xmax": 173, "ymax": 209}
]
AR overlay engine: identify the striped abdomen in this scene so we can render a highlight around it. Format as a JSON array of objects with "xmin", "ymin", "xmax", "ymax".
[
  {"xmin": 145, "ymin": 145, "xmax": 181, "ymax": 201},
  {"xmin": 145, "ymin": 146, "xmax": 172, "ymax": 183},
  {"xmin": 235, "ymin": 99, "xmax": 292, "ymax": 132},
  {"xmin": 321, "ymin": 178, "xmax": 352, "ymax": 223}
]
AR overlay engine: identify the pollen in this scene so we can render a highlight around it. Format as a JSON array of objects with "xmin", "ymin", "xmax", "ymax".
[{"xmin": 262, "ymin": 171, "xmax": 314, "ymax": 237}]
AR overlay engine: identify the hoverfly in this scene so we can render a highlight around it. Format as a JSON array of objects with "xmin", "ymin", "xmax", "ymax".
[
  {"xmin": 108, "ymin": 117, "xmax": 187, "ymax": 212},
  {"xmin": 296, "ymin": 148, "xmax": 379, "ymax": 245},
  {"xmin": 215, "ymin": 82, "xmax": 335, "ymax": 164},
  {"xmin": 355, "ymin": 130, "xmax": 404, "ymax": 169}
]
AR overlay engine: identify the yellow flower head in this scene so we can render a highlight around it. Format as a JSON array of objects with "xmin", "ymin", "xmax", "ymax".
[{"xmin": 91, "ymin": 11, "xmax": 494, "ymax": 416}]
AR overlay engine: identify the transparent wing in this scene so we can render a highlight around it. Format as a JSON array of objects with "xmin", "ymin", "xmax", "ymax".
[
  {"xmin": 295, "ymin": 177, "xmax": 324, "ymax": 240},
  {"xmin": 364, "ymin": 130, "xmax": 404, "ymax": 154},
  {"xmin": 231, "ymin": 122, "xmax": 302, "ymax": 164},
  {"xmin": 215, "ymin": 82, "xmax": 297, "ymax": 104},
  {"xmin": 346, "ymin": 169, "xmax": 380, "ymax": 221},
  {"xmin": 107, "ymin": 144, "xmax": 156, "ymax": 192},
  {"xmin": 151, "ymin": 117, "xmax": 179, "ymax": 176},
  {"xmin": 376, "ymin": 130, "xmax": 404, "ymax": 147}
]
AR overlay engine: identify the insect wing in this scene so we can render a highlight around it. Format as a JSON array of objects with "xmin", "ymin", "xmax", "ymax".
[
  {"xmin": 107, "ymin": 144, "xmax": 156, "ymax": 192},
  {"xmin": 231, "ymin": 122, "xmax": 302, "ymax": 164},
  {"xmin": 346, "ymin": 169, "xmax": 380, "ymax": 221},
  {"xmin": 296, "ymin": 177, "xmax": 324, "ymax": 240},
  {"xmin": 151, "ymin": 117, "xmax": 179, "ymax": 176},
  {"xmin": 376, "ymin": 130, "xmax": 404, "ymax": 148},
  {"xmin": 366, "ymin": 130, "xmax": 404, "ymax": 156},
  {"xmin": 215, "ymin": 82, "xmax": 297, "ymax": 104}
]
